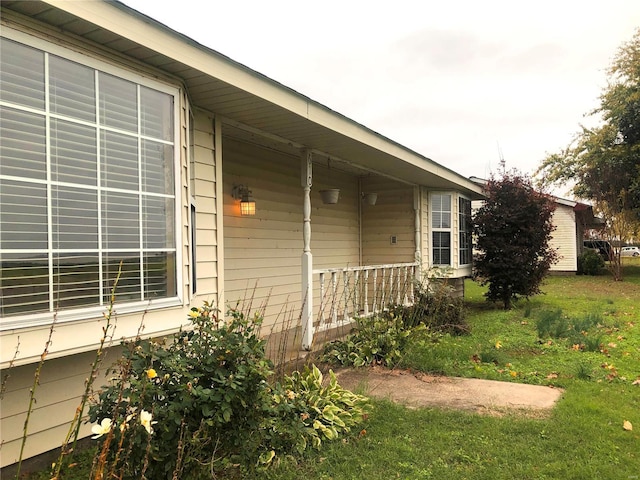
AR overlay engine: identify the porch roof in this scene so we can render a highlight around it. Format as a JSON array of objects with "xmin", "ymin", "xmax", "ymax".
[{"xmin": 2, "ymin": 0, "xmax": 484, "ymax": 199}]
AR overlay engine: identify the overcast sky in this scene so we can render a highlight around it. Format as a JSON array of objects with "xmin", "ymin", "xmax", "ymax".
[{"xmin": 122, "ymin": 0, "xmax": 639, "ymax": 196}]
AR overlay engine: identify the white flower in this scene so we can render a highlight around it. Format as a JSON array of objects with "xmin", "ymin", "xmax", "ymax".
[
  {"xmin": 119, "ymin": 413, "xmax": 135, "ymax": 432},
  {"xmin": 140, "ymin": 410, "xmax": 157, "ymax": 435},
  {"xmin": 91, "ymin": 418, "xmax": 112, "ymax": 439}
]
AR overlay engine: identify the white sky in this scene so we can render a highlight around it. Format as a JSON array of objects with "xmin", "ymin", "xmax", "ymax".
[{"xmin": 122, "ymin": 0, "xmax": 639, "ymax": 196}]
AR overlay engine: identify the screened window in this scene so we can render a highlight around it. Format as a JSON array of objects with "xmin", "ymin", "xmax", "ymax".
[
  {"xmin": 431, "ymin": 194, "xmax": 451, "ymax": 265},
  {"xmin": 0, "ymin": 37, "xmax": 178, "ymax": 322},
  {"xmin": 459, "ymin": 197, "xmax": 473, "ymax": 265}
]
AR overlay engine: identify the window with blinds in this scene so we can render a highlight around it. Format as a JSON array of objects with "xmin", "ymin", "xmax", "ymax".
[
  {"xmin": 431, "ymin": 193, "xmax": 452, "ymax": 265},
  {"xmin": 459, "ymin": 197, "xmax": 473, "ymax": 265},
  {"xmin": 0, "ymin": 37, "xmax": 178, "ymax": 322}
]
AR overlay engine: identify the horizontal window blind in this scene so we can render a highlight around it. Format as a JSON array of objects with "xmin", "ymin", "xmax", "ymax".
[
  {"xmin": 0, "ymin": 179, "xmax": 48, "ymax": 249},
  {"xmin": 0, "ymin": 107, "xmax": 47, "ymax": 179},
  {"xmin": 99, "ymin": 72, "xmax": 137, "ymax": 133},
  {"xmin": 52, "ymin": 186, "xmax": 99, "ymax": 250},
  {"xmin": 49, "ymin": 55, "xmax": 96, "ymax": 122},
  {"xmin": 51, "ymin": 118, "xmax": 98, "ymax": 185},
  {"xmin": 0, "ymin": 38, "xmax": 45, "ymax": 109},
  {"xmin": 0, "ymin": 254, "xmax": 49, "ymax": 315}
]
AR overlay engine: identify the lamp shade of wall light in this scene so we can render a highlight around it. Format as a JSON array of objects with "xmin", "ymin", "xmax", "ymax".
[
  {"xmin": 232, "ymin": 184, "xmax": 256, "ymax": 216},
  {"xmin": 240, "ymin": 196, "xmax": 256, "ymax": 216}
]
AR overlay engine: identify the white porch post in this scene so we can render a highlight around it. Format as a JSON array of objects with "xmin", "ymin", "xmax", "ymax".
[
  {"xmin": 413, "ymin": 186, "xmax": 422, "ymax": 283},
  {"xmin": 301, "ymin": 149, "xmax": 314, "ymax": 350}
]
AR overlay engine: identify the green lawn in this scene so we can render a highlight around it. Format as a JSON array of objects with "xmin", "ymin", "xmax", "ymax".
[{"xmin": 24, "ymin": 260, "xmax": 640, "ymax": 479}]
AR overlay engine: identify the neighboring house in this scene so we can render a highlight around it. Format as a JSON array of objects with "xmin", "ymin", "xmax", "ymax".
[
  {"xmin": 0, "ymin": 0, "xmax": 483, "ymax": 467},
  {"xmin": 548, "ymin": 197, "xmax": 604, "ymax": 273}
]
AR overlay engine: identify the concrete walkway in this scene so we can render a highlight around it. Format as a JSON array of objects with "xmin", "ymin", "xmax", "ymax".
[{"xmin": 334, "ymin": 367, "xmax": 564, "ymax": 416}]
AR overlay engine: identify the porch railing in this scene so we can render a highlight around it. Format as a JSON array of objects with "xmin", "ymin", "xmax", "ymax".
[{"xmin": 312, "ymin": 262, "xmax": 419, "ymax": 337}]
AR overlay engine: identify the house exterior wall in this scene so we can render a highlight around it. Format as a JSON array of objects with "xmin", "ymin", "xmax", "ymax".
[
  {"xmin": 311, "ymin": 166, "xmax": 360, "ymax": 271},
  {"xmin": 549, "ymin": 203, "xmax": 578, "ymax": 272},
  {"xmin": 361, "ymin": 177, "xmax": 415, "ymax": 265},
  {"xmin": 222, "ymin": 139, "xmax": 304, "ymax": 328}
]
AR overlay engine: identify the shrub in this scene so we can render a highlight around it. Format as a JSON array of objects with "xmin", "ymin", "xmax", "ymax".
[
  {"xmin": 321, "ymin": 277, "xmax": 468, "ymax": 368},
  {"xmin": 320, "ymin": 313, "xmax": 411, "ymax": 368},
  {"xmin": 89, "ymin": 304, "xmax": 274, "ymax": 478},
  {"xmin": 398, "ymin": 287, "xmax": 468, "ymax": 335},
  {"xmin": 577, "ymin": 249, "xmax": 604, "ymax": 275},
  {"xmin": 473, "ymin": 171, "xmax": 558, "ymax": 309}
]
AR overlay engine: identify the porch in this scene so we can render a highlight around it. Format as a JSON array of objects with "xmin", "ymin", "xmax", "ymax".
[{"xmin": 220, "ymin": 134, "xmax": 422, "ymax": 350}]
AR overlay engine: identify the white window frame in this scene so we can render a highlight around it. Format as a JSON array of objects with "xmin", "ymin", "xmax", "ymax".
[
  {"xmin": 0, "ymin": 28, "xmax": 183, "ymax": 331},
  {"xmin": 458, "ymin": 195, "xmax": 473, "ymax": 266},
  {"xmin": 430, "ymin": 192, "xmax": 452, "ymax": 266}
]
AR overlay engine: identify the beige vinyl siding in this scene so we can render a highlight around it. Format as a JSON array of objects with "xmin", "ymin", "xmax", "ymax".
[
  {"xmin": 549, "ymin": 203, "xmax": 578, "ymax": 272},
  {"xmin": 192, "ymin": 110, "xmax": 219, "ymax": 298},
  {"xmin": 361, "ymin": 177, "xmax": 415, "ymax": 265},
  {"xmin": 311, "ymin": 164, "xmax": 360, "ymax": 269},
  {"xmin": 0, "ymin": 349, "xmax": 121, "ymax": 467},
  {"xmin": 222, "ymin": 138, "xmax": 361, "ymax": 330},
  {"xmin": 223, "ymin": 138, "xmax": 304, "ymax": 328},
  {"xmin": 310, "ymin": 165, "xmax": 360, "ymax": 328}
]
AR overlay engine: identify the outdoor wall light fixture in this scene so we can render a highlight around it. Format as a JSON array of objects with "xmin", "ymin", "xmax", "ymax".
[{"xmin": 232, "ymin": 184, "xmax": 256, "ymax": 216}]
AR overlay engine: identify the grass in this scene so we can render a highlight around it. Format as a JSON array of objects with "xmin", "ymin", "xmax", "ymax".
[{"xmin": 22, "ymin": 258, "xmax": 640, "ymax": 479}]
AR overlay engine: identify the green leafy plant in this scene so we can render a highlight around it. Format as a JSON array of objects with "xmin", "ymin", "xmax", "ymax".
[
  {"xmin": 535, "ymin": 309, "xmax": 606, "ymax": 353},
  {"xmin": 577, "ymin": 249, "xmax": 605, "ymax": 275},
  {"xmin": 535, "ymin": 309, "xmax": 568, "ymax": 339},
  {"xmin": 320, "ymin": 313, "xmax": 412, "ymax": 368},
  {"xmin": 265, "ymin": 365, "xmax": 371, "ymax": 463}
]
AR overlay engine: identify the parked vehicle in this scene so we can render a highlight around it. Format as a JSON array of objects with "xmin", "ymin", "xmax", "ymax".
[
  {"xmin": 621, "ymin": 246, "xmax": 640, "ymax": 257},
  {"xmin": 583, "ymin": 240, "xmax": 613, "ymax": 260}
]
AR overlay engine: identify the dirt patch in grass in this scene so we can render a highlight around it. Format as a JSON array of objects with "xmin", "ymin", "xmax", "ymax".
[{"xmin": 334, "ymin": 366, "xmax": 563, "ymax": 418}]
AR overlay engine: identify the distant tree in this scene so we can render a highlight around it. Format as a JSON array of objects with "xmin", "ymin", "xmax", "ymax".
[
  {"xmin": 473, "ymin": 171, "xmax": 558, "ymax": 309},
  {"xmin": 537, "ymin": 29, "xmax": 640, "ymax": 280}
]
